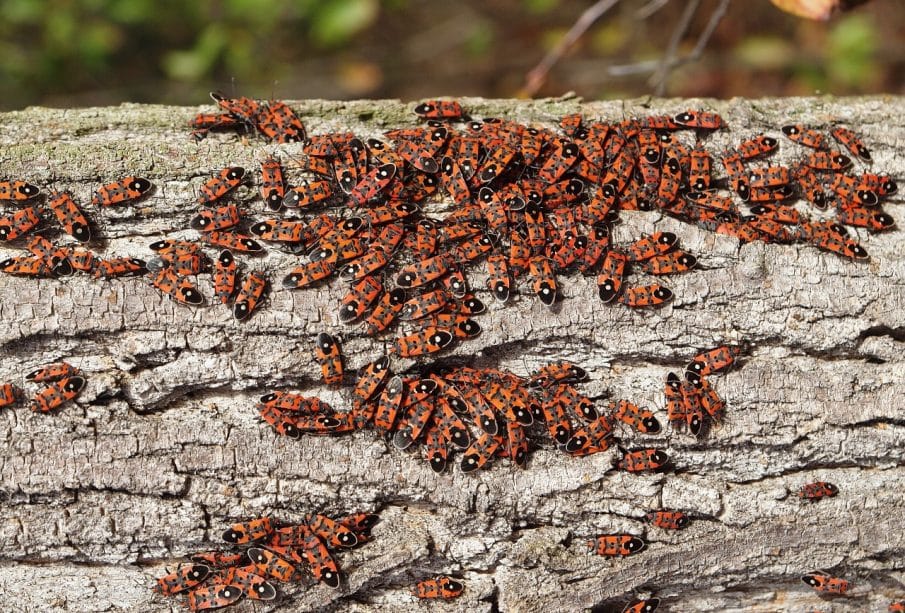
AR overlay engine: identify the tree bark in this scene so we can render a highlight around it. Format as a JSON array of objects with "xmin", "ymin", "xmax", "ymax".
[{"xmin": 0, "ymin": 96, "xmax": 903, "ymax": 613}]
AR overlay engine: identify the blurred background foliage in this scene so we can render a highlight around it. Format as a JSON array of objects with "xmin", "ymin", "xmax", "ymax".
[{"xmin": 0, "ymin": 0, "xmax": 902, "ymax": 110}]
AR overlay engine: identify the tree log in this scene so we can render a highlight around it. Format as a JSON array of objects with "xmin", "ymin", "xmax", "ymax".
[{"xmin": 0, "ymin": 96, "xmax": 903, "ymax": 613}]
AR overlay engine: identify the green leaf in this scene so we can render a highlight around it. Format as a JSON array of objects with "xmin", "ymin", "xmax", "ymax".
[{"xmin": 311, "ymin": 0, "xmax": 378, "ymax": 47}]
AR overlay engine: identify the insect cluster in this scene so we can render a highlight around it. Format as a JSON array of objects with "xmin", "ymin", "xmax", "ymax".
[
  {"xmin": 154, "ymin": 513, "xmax": 377, "ymax": 611},
  {"xmin": 0, "ymin": 361, "xmax": 86, "ymax": 413}
]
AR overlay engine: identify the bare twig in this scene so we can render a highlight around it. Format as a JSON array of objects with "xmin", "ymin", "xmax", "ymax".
[
  {"xmin": 522, "ymin": 0, "xmax": 622, "ymax": 98},
  {"xmin": 635, "ymin": 0, "xmax": 671, "ymax": 20},
  {"xmin": 607, "ymin": 0, "xmax": 731, "ymax": 83},
  {"xmin": 650, "ymin": 0, "xmax": 701, "ymax": 95}
]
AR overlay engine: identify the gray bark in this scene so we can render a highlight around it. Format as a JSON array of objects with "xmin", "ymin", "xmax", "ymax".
[{"xmin": 0, "ymin": 96, "xmax": 903, "ymax": 613}]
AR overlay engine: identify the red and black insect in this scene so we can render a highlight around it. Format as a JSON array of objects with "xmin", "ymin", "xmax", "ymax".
[
  {"xmin": 190, "ymin": 204, "xmax": 240, "ymax": 232},
  {"xmin": 212, "ymin": 250, "xmax": 238, "ymax": 304},
  {"xmin": 685, "ymin": 345, "xmax": 741, "ymax": 384},
  {"xmin": 149, "ymin": 268, "xmax": 203, "ymax": 306},
  {"xmin": 94, "ymin": 257, "xmax": 147, "ymax": 279},
  {"xmin": 0, "ymin": 179, "xmax": 40, "ymax": 200},
  {"xmin": 615, "ymin": 447, "xmax": 668, "ymax": 473},
  {"xmin": 154, "ymin": 564, "xmax": 212, "ymax": 596},
  {"xmin": 92, "ymin": 177, "xmax": 153, "ymax": 206},
  {"xmin": 31, "ymin": 376, "xmax": 86, "ymax": 413},
  {"xmin": 673, "ymin": 110, "xmax": 725, "ymax": 130},
  {"xmin": 198, "ymin": 167, "xmax": 245, "ymax": 205},
  {"xmin": 222, "ymin": 517, "xmax": 274, "ymax": 545},
  {"xmin": 646, "ymin": 510, "xmax": 689, "ymax": 530},
  {"xmin": 315, "ymin": 333, "xmax": 344, "ymax": 386},
  {"xmin": 0, "ymin": 383, "xmax": 20, "ymax": 409},
  {"xmin": 256, "ymin": 100, "xmax": 306, "ymax": 143},
  {"xmin": 801, "ymin": 570, "xmax": 850, "ymax": 595},
  {"xmin": 412, "ymin": 576, "xmax": 465, "ymax": 599},
  {"xmin": 612, "ymin": 399, "xmax": 660, "ymax": 434},
  {"xmin": 48, "ymin": 191, "xmax": 92, "ymax": 242},
  {"xmin": 27, "ymin": 362, "xmax": 79, "ymax": 383},
  {"xmin": 623, "ymin": 598, "xmax": 660, "ymax": 613},
  {"xmin": 234, "ymin": 271, "xmax": 268, "ymax": 320},
  {"xmin": 393, "ymin": 328, "xmax": 454, "ymax": 358},
  {"xmin": 587, "ymin": 534, "xmax": 646, "ymax": 557},
  {"xmin": 736, "ymin": 134, "xmax": 778, "ymax": 160},
  {"xmin": 782, "ymin": 125, "xmax": 827, "ymax": 149},
  {"xmin": 798, "ymin": 481, "xmax": 839, "ymax": 501},
  {"xmin": 414, "ymin": 100, "xmax": 464, "ymax": 120},
  {"xmin": 0, "ymin": 205, "xmax": 42, "ymax": 241}
]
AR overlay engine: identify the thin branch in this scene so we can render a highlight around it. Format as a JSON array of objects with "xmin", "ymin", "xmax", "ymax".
[
  {"xmin": 635, "ymin": 0, "xmax": 671, "ymax": 20},
  {"xmin": 522, "ymin": 0, "xmax": 622, "ymax": 98},
  {"xmin": 650, "ymin": 0, "xmax": 701, "ymax": 96}
]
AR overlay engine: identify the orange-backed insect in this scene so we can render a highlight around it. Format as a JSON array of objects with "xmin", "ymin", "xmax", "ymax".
[
  {"xmin": 26, "ymin": 362, "xmax": 78, "ymax": 383},
  {"xmin": 538, "ymin": 389, "xmax": 572, "ymax": 445},
  {"xmin": 800, "ymin": 221, "xmax": 869, "ymax": 260},
  {"xmin": 481, "ymin": 381, "xmax": 533, "ymax": 426},
  {"xmin": 597, "ymin": 250, "xmax": 627, "ymax": 303},
  {"xmin": 858, "ymin": 172, "xmax": 897, "ymax": 198},
  {"xmin": 154, "ymin": 564, "xmax": 212, "ymax": 596},
  {"xmin": 547, "ymin": 232, "xmax": 586, "ymax": 272},
  {"xmin": 190, "ymin": 204, "xmax": 240, "ymax": 231},
  {"xmin": 25, "ymin": 236, "xmax": 73, "ymax": 276},
  {"xmin": 588, "ymin": 534, "xmax": 646, "ymax": 557},
  {"xmin": 440, "ymin": 266, "xmax": 468, "ymax": 298},
  {"xmin": 67, "ymin": 248, "xmax": 94, "ymax": 273},
  {"xmin": 0, "ymin": 205, "xmax": 42, "ymax": 241},
  {"xmin": 386, "ymin": 125, "xmax": 447, "ymax": 174},
  {"xmin": 627, "ymin": 232, "xmax": 678, "ymax": 262},
  {"xmin": 621, "ymin": 284, "xmax": 673, "ymax": 308},
  {"xmin": 790, "ymin": 163, "xmax": 828, "ymax": 209},
  {"xmin": 394, "ymin": 393, "xmax": 437, "ymax": 450},
  {"xmin": 315, "ymin": 333, "xmax": 343, "ymax": 386},
  {"xmin": 149, "ymin": 268, "xmax": 204, "ymax": 306},
  {"xmin": 401, "ymin": 288, "xmax": 449, "ymax": 321},
  {"xmin": 91, "ymin": 177, "xmax": 152, "ymax": 206},
  {"xmin": 372, "ymin": 374, "xmax": 404, "ymax": 431},
  {"xmin": 256, "ymin": 100, "xmax": 306, "ymax": 143},
  {"xmin": 646, "ymin": 510, "xmax": 689, "ymax": 530},
  {"xmin": 233, "ymin": 271, "xmax": 267, "ymax": 321},
  {"xmin": 298, "ymin": 529, "xmax": 341, "ymax": 587},
  {"xmin": 749, "ymin": 204, "xmax": 802, "ymax": 225},
  {"xmin": 259, "ymin": 391, "xmax": 332, "ymax": 414},
  {"xmin": 306, "ymin": 513, "xmax": 359, "ymax": 548},
  {"xmin": 283, "ymin": 179, "xmax": 335, "ymax": 208},
  {"xmin": 31, "ymin": 376, "xmax": 86, "ymax": 413},
  {"xmin": 697, "ymin": 378, "xmax": 726, "ymax": 419},
  {"xmin": 48, "ymin": 191, "xmax": 91, "ymax": 242},
  {"xmin": 439, "ymin": 156, "xmax": 471, "ymax": 206},
  {"xmin": 349, "ymin": 163, "xmax": 397, "ymax": 207},
  {"xmin": 749, "ymin": 166, "xmax": 791, "ymax": 188},
  {"xmin": 636, "ymin": 250, "xmax": 697, "ymax": 276},
  {"xmin": 799, "ymin": 481, "xmax": 839, "ymax": 500},
  {"xmin": 0, "ymin": 383, "xmax": 20, "ymax": 409},
  {"xmin": 430, "ymin": 315, "xmax": 481, "ymax": 340},
  {"xmin": 210, "ymin": 91, "xmax": 262, "ymax": 122},
  {"xmin": 612, "ymin": 399, "xmax": 660, "ymax": 434},
  {"xmin": 721, "ymin": 149, "xmax": 750, "ymax": 201},
  {"xmin": 258, "ymin": 404, "xmax": 302, "ymax": 438},
  {"xmin": 403, "ymin": 218, "xmax": 438, "ymax": 259},
  {"xmin": 550, "ymin": 382, "xmax": 597, "ymax": 421},
  {"xmin": 189, "ymin": 111, "xmax": 241, "ymax": 140},
  {"xmin": 476, "ymin": 137, "xmax": 519, "ymax": 184},
  {"xmin": 564, "ymin": 414, "xmax": 614, "ymax": 456},
  {"xmin": 685, "ymin": 345, "xmax": 740, "ymax": 384},
  {"xmin": 616, "ymin": 447, "xmax": 669, "ymax": 472},
  {"xmin": 222, "ymin": 517, "xmax": 273, "ymax": 544},
  {"xmin": 424, "ymin": 421, "xmax": 448, "ymax": 472},
  {"xmin": 537, "ymin": 139, "xmax": 580, "ymax": 184},
  {"xmin": 246, "ymin": 547, "xmax": 295, "ymax": 582},
  {"xmin": 836, "ymin": 207, "xmax": 895, "ymax": 232},
  {"xmin": 200, "ymin": 231, "xmax": 263, "ymax": 253},
  {"xmin": 685, "ymin": 190, "xmax": 736, "ymax": 214},
  {"xmin": 688, "ymin": 143, "xmax": 712, "ymax": 191},
  {"xmin": 889, "ymin": 602, "xmax": 905, "ymax": 612},
  {"xmin": 259, "ymin": 157, "xmax": 286, "ymax": 211},
  {"xmin": 431, "ymin": 391, "xmax": 471, "ymax": 450},
  {"xmin": 352, "ymin": 355, "xmax": 391, "ymax": 407},
  {"xmin": 414, "ymin": 100, "xmax": 464, "ymax": 120},
  {"xmin": 209, "ymin": 565, "xmax": 277, "ymax": 601},
  {"xmin": 186, "ymin": 584, "xmax": 243, "ymax": 612},
  {"xmin": 829, "ymin": 127, "xmax": 871, "ymax": 162},
  {"xmin": 831, "ymin": 173, "xmax": 880, "ymax": 208},
  {"xmin": 801, "ymin": 571, "xmax": 849, "ymax": 595},
  {"xmin": 679, "ymin": 378, "xmax": 704, "ymax": 435},
  {"xmin": 413, "ymin": 576, "xmax": 465, "ymax": 599},
  {"xmin": 337, "ymin": 512, "xmax": 379, "ymax": 535},
  {"xmin": 529, "ymin": 361, "xmax": 587, "ymax": 389},
  {"xmin": 93, "ymin": 257, "xmax": 147, "ymax": 279},
  {"xmin": 781, "ymin": 125, "xmax": 827, "ymax": 149},
  {"xmin": 342, "ymin": 249, "xmax": 390, "ymax": 281},
  {"xmin": 364, "ymin": 287, "xmax": 407, "ymax": 335},
  {"xmin": 395, "ymin": 252, "xmax": 453, "ymax": 288},
  {"xmin": 673, "ymin": 110, "xmax": 725, "ymax": 130},
  {"xmin": 339, "ymin": 275, "xmax": 383, "ymax": 323},
  {"xmin": 528, "ymin": 255, "xmax": 557, "ymax": 307},
  {"xmin": 212, "ymin": 250, "xmax": 237, "ymax": 304},
  {"xmin": 664, "ymin": 372, "xmax": 686, "ymax": 426},
  {"xmin": 394, "ymin": 328, "xmax": 454, "ymax": 358},
  {"xmin": 453, "ymin": 232, "xmax": 494, "ymax": 263},
  {"xmin": 476, "ymin": 187, "xmax": 510, "ymax": 236},
  {"xmin": 577, "ymin": 223, "xmax": 610, "ymax": 273},
  {"xmin": 283, "ymin": 259, "xmax": 336, "ymax": 289},
  {"xmin": 806, "ymin": 151, "xmax": 851, "ymax": 172},
  {"xmin": 623, "ymin": 598, "xmax": 660, "ymax": 613},
  {"xmin": 736, "ymin": 134, "xmax": 778, "ymax": 160},
  {"xmin": 0, "ymin": 179, "xmax": 41, "ymax": 200},
  {"xmin": 460, "ymin": 430, "xmax": 503, "ymax": 473},
  {"xmin": 198, "ymin": 167, "xmax": 245, "ymax": 205},
  {"xmin": 0, "ymin": 255, "xmax": 53, "ymax": 278},
  {"xmin": 505, "ymin": 420, "xmax": 529, "ymax": 468}
]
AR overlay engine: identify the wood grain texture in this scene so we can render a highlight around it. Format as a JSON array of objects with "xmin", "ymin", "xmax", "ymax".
[{"xmin": 0, "ymin": 96, "xmax": 903, "ymax": 612}]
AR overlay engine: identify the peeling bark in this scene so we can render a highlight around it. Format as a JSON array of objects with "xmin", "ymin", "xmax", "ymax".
[{"xmin": 0, "ymin": 96, "xmax": 904, "ymax": 612}]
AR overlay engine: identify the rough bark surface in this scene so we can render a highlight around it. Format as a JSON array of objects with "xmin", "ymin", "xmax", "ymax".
[{"xmin": 0, "ymin": 96, "xmax": 903, "ymax": 613}]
